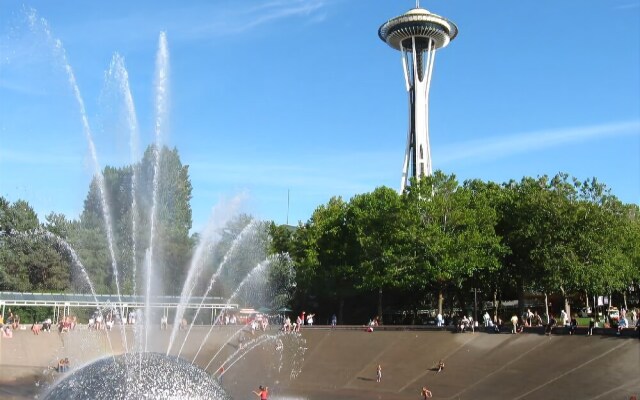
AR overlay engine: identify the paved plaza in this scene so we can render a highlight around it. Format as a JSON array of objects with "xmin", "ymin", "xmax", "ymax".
[{"xmin": 1, "ymin": 326, "xmax": 638, "ymax": 399}]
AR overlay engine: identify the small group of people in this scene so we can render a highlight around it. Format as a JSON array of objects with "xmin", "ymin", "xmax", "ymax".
[
  {"xmin": 59, "ymin": 315, "xmax": 77, "ymax": 332},
  {"xmin": 282, "ymin": 311, "xmax": 315, "ymax": 333},
  {"xmin": 365, "ymin": 316, "xmax": 381, "ymax": 332},
  {"xmin": 457, "ymin": 315, "xmax": 476, "ymax": 333},
  {"xmin": 218, "ymin": 311, "xmax": 238, "ymax": 326},
  {"xmin": 57, "ymin": 357, "xmax": 70, "ymax": 373},
  {"xmin": 250, "ymin": 315, "xmax": 269, "ymax": 334}
]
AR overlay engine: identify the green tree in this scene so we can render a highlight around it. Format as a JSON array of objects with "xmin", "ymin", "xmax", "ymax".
[
  {"xmin": 403, "ymin": 172, "xmax": 503, "ymax": 316},
  {"xmin": 347, "ymin": 187, "xmax": 408, "ymax": 321}
]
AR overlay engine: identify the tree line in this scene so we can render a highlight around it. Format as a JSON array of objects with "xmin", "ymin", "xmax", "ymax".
[
  {"xmin": 1, "ymin": 150, "xmax": 638, "ymax": 326},
  {"xmin": 0, "ymin": 145, "xmax": 278, "ymax": 314},
  {"xmin": 269, "ymin": 172, "xmax": 640, "ymax": 324}
]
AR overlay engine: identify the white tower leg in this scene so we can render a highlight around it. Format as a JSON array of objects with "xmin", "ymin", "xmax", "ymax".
[{"xmin": 399, "ymin": 37, "xmax": 437, "ymax": 192}]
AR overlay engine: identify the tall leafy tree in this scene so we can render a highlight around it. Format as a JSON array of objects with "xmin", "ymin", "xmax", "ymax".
[{"xmin": 348, "ymin": 187, "xmax": 408, "ymax": 321}]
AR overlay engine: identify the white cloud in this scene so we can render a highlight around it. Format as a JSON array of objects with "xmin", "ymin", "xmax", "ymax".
[
  {"xmin": 53, "ymin": 0, "xmax": 328, "ymax": 44},
  {"xmin": 437, "ymin": 120, "xmax": 640, "ymax": 165}
]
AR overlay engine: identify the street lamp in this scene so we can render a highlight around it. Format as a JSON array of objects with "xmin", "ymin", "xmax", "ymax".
[{"xmin": 471, "ymin": 288, "xmax": 481, "ymax": 324}]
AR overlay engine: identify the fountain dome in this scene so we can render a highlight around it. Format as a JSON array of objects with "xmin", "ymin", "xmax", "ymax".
[{"xmin": 44, "ymin": 352, "xmax": 231, "ymax": 400}]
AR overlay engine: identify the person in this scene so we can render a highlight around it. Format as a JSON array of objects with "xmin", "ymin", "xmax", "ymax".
[
  {"xmin": 180, "ymin": 318, "xmax": 188, "ymax": 330},
  {"xmin": 283, "ymin": 316, "xmax": 291, "ymax": 332},
  {"xmin": 253, "ymin": 385, "xmax": 268, "ymax": 399},
  {"xmin": 421, "ymin": 386, "xmax": 433, "ymax": 398},
  {"xmin": 436, "ymin": 313, "xmax": 443, "ymax": 327},
  {"xmin": 526, "ymin": 308, "xmax": 534, "ymax": 326},
  {"xmin": 31, "ymin": 323, "xmax": 41, "ymax": 335},
  {"xmin": 588, "ymin": 317, "xmax": 595, "ymax": 336},
  {"xmin": 12, "ymin": 313, "xmax": 20, "ymax": 330},
  {"xmin": 296, "ymin": 314, "xmax": 303, "ymax": 332},
  {"xmin": 533, "ymin": 311, "xmax": 543, "ymax": 327},
  {"xmin": 0, "ymin": 313, "xmax": 4, "ymax": 326},
  {"xmin": 459, "ymin": 315, "xmax": 469, "ymax": 333},
  {"xmin": 546, "ymin": 315, "xmax": 556, "ymax": 336},
  {"xmin": 483, "ymin": 311, "xmax": 491, "ymax": 327},
  {"xmin": 161, "ymin": 315, "xmax": 168, "ymax": 330},
  {"xmin": 560, "ymin": 309, "xmax": 568, "ymax": 327},
  {"xmin": 331, "ymin": 314, "xmax": 337, "ymax": 328},
  {"xmin": 510, "ymin": 314, "xmax": 519, "ymax": 334},
  {"xmin": 2, "ymin": 325, "xmax": 13, "ymax": 338},
  {"xmin": 306, "ymin": 313, "xmax": 314, "ymax": 326},
  {"xmin": 617, "ymin": 316, "xmax": 628, "ymax": 335},
  {"xmin": 43, "ymin": 318, "xmax": 52, "ymax": 332},
  {"xmin": 569, "ymin": 316, "xmax": 577, "ymax": 335},
  {"xmin": 366, "ymin": 319, "xmax": 374, "ymax": 333},
  {"xmin": 635, "ymin": 317, "xmax": 640, "ymax": 340},
  {"xmin": 437, "ymin": 359, "xmax": 445, "ymax": 373},
  {"xmin": 376, "ymin": 364, "xmax": 382, "ymax": 383}
]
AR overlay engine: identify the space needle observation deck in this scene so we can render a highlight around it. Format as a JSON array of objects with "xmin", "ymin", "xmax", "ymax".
[{"xmin": 379, "ymin": 2, "xmax": 458, "ymax": 191}]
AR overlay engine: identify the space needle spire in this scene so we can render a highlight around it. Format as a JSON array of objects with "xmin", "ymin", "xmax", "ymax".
[{"xmin": 379, "ymin": 3, "xmax": 458, "ymax": 191}]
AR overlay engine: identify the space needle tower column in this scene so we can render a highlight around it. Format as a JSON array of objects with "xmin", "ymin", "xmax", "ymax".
[{"xmin": 379, "ymin": 2, "xmax": 458, "ymax": 191}]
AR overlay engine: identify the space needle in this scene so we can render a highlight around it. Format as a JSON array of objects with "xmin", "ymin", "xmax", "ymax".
[{"xmin": 379, "ymin": 1, "xmax": 458, "ymax": 191}]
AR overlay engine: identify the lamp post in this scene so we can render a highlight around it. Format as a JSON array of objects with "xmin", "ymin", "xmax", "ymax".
[{"xmin": 472, "ymin": 288, "xmax": 481, "ymax": 324}]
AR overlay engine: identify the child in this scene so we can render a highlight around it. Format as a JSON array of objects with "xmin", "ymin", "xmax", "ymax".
[
  {"xmin": 253, "ymin": 385, "xmax": 268, "ymax": 399},
  {"xmin": 421, "ymin": 386, "xmax": 433, "ymax": 398},
  {"xmin": 376, "ymin": 364, "xmax": 382, "ymax": 383}
]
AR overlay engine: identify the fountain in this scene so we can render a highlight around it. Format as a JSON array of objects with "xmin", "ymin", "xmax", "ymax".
[
  {"xmin": 9, "ymin": 8, "xmax": 303, "ymax": 400},
  {"xmin": 44, "ymin": 353, "xmax": 231, "ymax": 400}
]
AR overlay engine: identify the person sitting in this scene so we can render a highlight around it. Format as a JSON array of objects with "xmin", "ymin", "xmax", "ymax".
[
  {"xmin": 12, "ymin": 314, "xmax": 20, "ymax": 330},
  {"xmin": 2, "ymin": 325, "xmax": 13, "ymax": 338},
  {"xmin": 31, "ymin": 323, "xmax": 41, "ymax": 335},
  {"xmin": 546, "ymin": 316, "xmax": 556, "ymax": 336},
  {"xmin": 617, "ymin": 317, "xmax": 628, "ymax": 335},
  {"xmin": 569, "ymin": 317, "xmax": 578, "ymax": 335}
]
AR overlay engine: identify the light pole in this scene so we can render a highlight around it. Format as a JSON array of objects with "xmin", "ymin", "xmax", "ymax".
[{"xmin": 472, "ymin": 288, "xmax": 481, "ymax": 324}]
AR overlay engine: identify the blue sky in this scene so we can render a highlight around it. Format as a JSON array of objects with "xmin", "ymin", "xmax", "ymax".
[{"xmin": 1, "ymin": 0, "xmax": 639, "ymax": 231}]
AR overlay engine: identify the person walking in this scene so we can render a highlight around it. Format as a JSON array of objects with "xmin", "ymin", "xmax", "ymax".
[
  {"xmin": 437, "ymin": 359, "xmax": 445, "ymax": 373},
  {"xmin": 331, "ymin": 314, "xmax": 337, "ymax": 328},
  {"xmin": 376, "ymin": 364, "xmax": 382, "ymax": 383}
]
